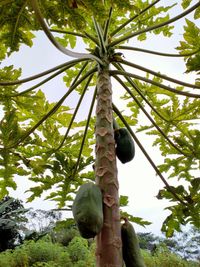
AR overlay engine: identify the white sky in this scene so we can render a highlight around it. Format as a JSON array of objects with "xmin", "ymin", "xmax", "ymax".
[{"xmin": 2, "ymin": 4, "xmax": 200, "ymax": 235}]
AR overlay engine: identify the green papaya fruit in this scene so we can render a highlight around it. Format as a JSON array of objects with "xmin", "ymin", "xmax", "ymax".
[
  {"xmin": 121, "ymin": 219, "xmax": 146, "ymax": 267},
  {"xmin": 72, "ymin": 183, "xmax": 103, "ymax": 239},
  {"xmin": 114, "ymin": 128, "xmax": 135, "ymax": 163}
]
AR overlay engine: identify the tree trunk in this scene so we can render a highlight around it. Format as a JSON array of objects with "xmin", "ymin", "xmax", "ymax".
[{"xmin": 95, "ymin": 68, "xmax": 122, "ymax": 267}]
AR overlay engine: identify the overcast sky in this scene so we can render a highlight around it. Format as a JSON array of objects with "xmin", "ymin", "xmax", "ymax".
[{"xmin": 2, "ymin": 5, "xmax": 199, "ymax": 235}]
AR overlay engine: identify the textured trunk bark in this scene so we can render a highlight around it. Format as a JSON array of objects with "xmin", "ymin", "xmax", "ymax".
[{"xmin": 95, "ymin": 68, "xmax": 122, "ymax": 267}]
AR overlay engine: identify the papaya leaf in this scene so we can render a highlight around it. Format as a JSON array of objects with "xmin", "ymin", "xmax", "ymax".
[
  {"xmin": 120, "ymin": 211, "xmax": 151, "ymax": 227},
  {"xmin": 181, "ymin": 0, "xmax": 192, "ymax": 9},
  {"xmin": 176, "ymin": 19, "xmax": 200, "ymax": 73},
  {"xmin": 119, "ymin": 195, "xmax": 129, "ymax": 207}
]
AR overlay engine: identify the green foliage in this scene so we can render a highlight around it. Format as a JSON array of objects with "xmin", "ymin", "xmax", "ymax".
[
  {"xmin": 0, "ymin": 0, "xmax": 176, "ymax": 58},
  {"xmin": 67, "ymin": 236, "xmax": 91, "ymax": 262},
  {"xmin": 24, "ymin": 240, "xmax": 66, "ymax": 265},
  {"xmin": 0, "ymin": 78, "xmax": 95, "ymax": 205},
  {"xmin": 119, "ymin": 195, "xmax": 129, "ymax": 207},
  {"xmin": 128, "ymin": 75, "xmax": 200, "ymax": 233},
  {"xmin": 52, "ymin": 219, "xmax": 79, "ymax": 246},
  {"xmin": 182, "ymin": 0, "xmax": 192, "ymax": 9},
  {"xmin": 0, "ymin": 239, "xmax": 72, "ymax": 267},
  {"xmin": 142, "ymin": 248, "xmax": 199, "ymax": 267},
  {"xmin": 120, "ymin": 211, "xmax": 151, "ymax": 227},
  {"xmin": 0, "ymin": 231, "xmax": 199, "ymax": 267},
  {"xmin": 157, "ymin": 179, "xmax": 200, "ymax": 236},
  {"xmin": 176, "ymin": 19, "xmax": 200, "ymax": 74},
  {"xmin": 0, "ymin": 0, "xmax": 36, "ymax": 56}
]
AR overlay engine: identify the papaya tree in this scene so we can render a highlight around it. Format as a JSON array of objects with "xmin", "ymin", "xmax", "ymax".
[{"xmin": 0, "ymin": 0, "xmax": 200, "ymax": 266}]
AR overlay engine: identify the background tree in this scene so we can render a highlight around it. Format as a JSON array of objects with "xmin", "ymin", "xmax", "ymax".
[
  {"xmin": 137, "ymin": 232, "xmax": 160, "ymax": 252},
  {"xmin": 0, "ymin": 0, "xmax": 200, "ymax": 266},
  {"xmin": 51, "ymin": 218, "xmax": 80, "ymax": 247},
  {"xmin": 24, "ymin": 209, "xmax": 61, "ymax": 241},
  {"xmin": 138, "ymin": 227, "xmax": 200, "ymax": 262},
  {"xmin": 168, "ymin": 226, "xmax": 200, "ymax": 261},
  {"xmin": 0, "ymin": 196, "xmax": 28, "ymax": 251}
]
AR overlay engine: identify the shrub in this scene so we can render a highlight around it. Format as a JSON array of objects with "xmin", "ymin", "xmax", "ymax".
[
  {"xmin": 0, "ymin": 240, "xmax": 71, "ymax": 267},
  {"xmin": 24, "ymin": 240, "xmax": 70, "ymax": 266},
  {"xmin": 142, "ymin": 247, "xmax": 200, "ymax": 267},
  {"xmin": 67, "ymin": 236, "xmax": 90, "ymax": 262},
  {"xmin": 12, "ymin": 248, "xmax": 29, "ymax": 267},
  {"xmin": 66, "ymin": 236, "xmax": 95, "ymax": 266},
  {"xmin": 53, "ymin": 227, "xmax": 79, "ymax": 247},
  {"xmin": 0, "ymin": 250, "xmax": 16, "ymax": 267}
]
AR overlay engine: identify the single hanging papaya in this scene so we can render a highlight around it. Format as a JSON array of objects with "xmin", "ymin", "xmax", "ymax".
[
  {"xmin": 114, "ymin": 128, "xmax": 135, "ymax": 163},
  {"xmin": 72, "ymin": 182, "xmax": 103, "ymax": 238},
  {"xmin": 121, "ymin": 218, "xmax": 146, "ymax": 267}
]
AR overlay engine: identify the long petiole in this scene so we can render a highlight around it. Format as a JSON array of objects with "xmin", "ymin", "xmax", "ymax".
[
  {"xmin": 112, "ymin": 103, "xmax": 187, "ymax": 206},
  {"xmin": 0, "ymin": 58, "xmax": 87, "ymax": 86},
  {"xmin": 109, "ymin": 70, "xmax": 200, "ymax": 98},
  {"xmin": 72, "ymin": 86, "xmax": 97, "ymax": 178},
  {"xmin": 119, "ymin": 59, "xmax": 200, "ymax": 89},
  {"xmin": 113, "ymin": 75, "xmax": 189, "ymax": 157},
  {"xmin": 10, "ymin": 64, "xmax": 78, "ymax": 97},
  {"xmin": 110, "ymin": 0, "xmax": 160, "ymax": 37},
  {"xmin": 4, "ymin": 67, "xmax": 97, "ymax": 149},
  {"xmin": 30, "ymin": 0, "xmax": 103, "ymax": 64},
  {"xmin": 55, "ymin": 73, "xmax": 94, "ymax": 151},
  {"xmin": 117, "ymin": 46, "xmax": 200, "ymax": 58},
  {"xmin": 112, "ymin": 62, "xmax": 168, "ymax": 122},
  {"xmin": 110, "ymin": 2, "xmax": 200, "ymax": 47}
]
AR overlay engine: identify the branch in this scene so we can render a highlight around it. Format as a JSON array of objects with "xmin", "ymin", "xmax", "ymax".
[
  {"xmin": 13, "ymin": 152, "xmax": 31, "ymax": 167},
  {"xmin": 112, "ymin": 63, "xmax": 198, "ymax": 146},
  {"xmin": 3, "ymin": 66, "xmax": 97, "ymax": 149},
  {"xmin": 10, "ymin": 64, "xmax": 78, "ymax": 97},
  {"xmin": 51, "ymin": 208, "xmax": 71, "ymax": 211},
  {"xmin": 118, "ymin": 46, "xmax": 200, "ymax": 58},
  {"xmin": 113, "ymin": 75, "xmax": 189, "ymax": 157},
  {"xmin": 50, "ymin": 28, "xmax": 83, "ymax": 38},
  {"xmin": 30, "ymin": 0, "xmax": 103, "ymax": 65},
  {"xmin": 0, "ymin": 58, "xmax": 87, "ymax": 86},
  {"xmin": 56, "ymin": 67, "xmax": 93, "ymax": 151},
  {"xmin": 112, "ymin": 103, "xmax": 187, "ymax": 206},
  {"xmin": 72, "ymin": 86, "xmax": 97, "ymax": 178},
  {"xmin": 12, "ymin": 1, "xmax": 28, "ymax": 46},
  {"xmin": 110, "ymin": 0, "xmax": 160, "ymax": 37},
  {"xmin": 112, "ymin": 62, "xmax": 168, "ymax": 122},
  {"xmin": 119, "ymin": 59, "xmax": 200, "ymax": 89},
  {"xmin": 109, "ymin": 70, "xmax": 200, "ymax": 98},
  {"xmin": 110, "ymin": 2, "xmax": 200, "ymax": 46},
  {"xmin": 93, "ymin": 17, "xmax": 106, "ymax": 55},
  {"xmin": 51, "ymin": 28, "xmax": 99, "ymax": 46},
  {"xmin": 83, "ymin": 31, "xmax": 100, "ymax": 46},
  {"xmin": 103, "ymin": 7, "xmax": 113, "ymax": 42}
]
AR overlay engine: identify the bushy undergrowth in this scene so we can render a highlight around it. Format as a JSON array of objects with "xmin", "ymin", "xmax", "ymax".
[
  {"xmin": 0, "ymin": 236, "xmax": 95, "ymax": 267},
  {"xmin": 0, "ymin": 236, "xmax": 198, "ymax": 267},
  {"xmin": 142, "ymin": 248, "xmax": 200, "ymax": 267}
]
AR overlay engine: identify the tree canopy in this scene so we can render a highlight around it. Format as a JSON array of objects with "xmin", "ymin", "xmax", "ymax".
[{"xmin": 0, "ymin": 0, "xmax": 200, "ymax": 240}]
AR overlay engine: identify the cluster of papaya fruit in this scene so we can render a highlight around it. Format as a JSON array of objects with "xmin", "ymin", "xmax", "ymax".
[
  {"xmin": 113, "ymin": 119, "xmax": 135, "ymax": 164},
  {"xmin": 72, "ymin": 118, "xmax": 141, "ymax": 266},
  {"xmin": 72, "ymin": 185, "xmax": 145, "ymax": 266}
]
